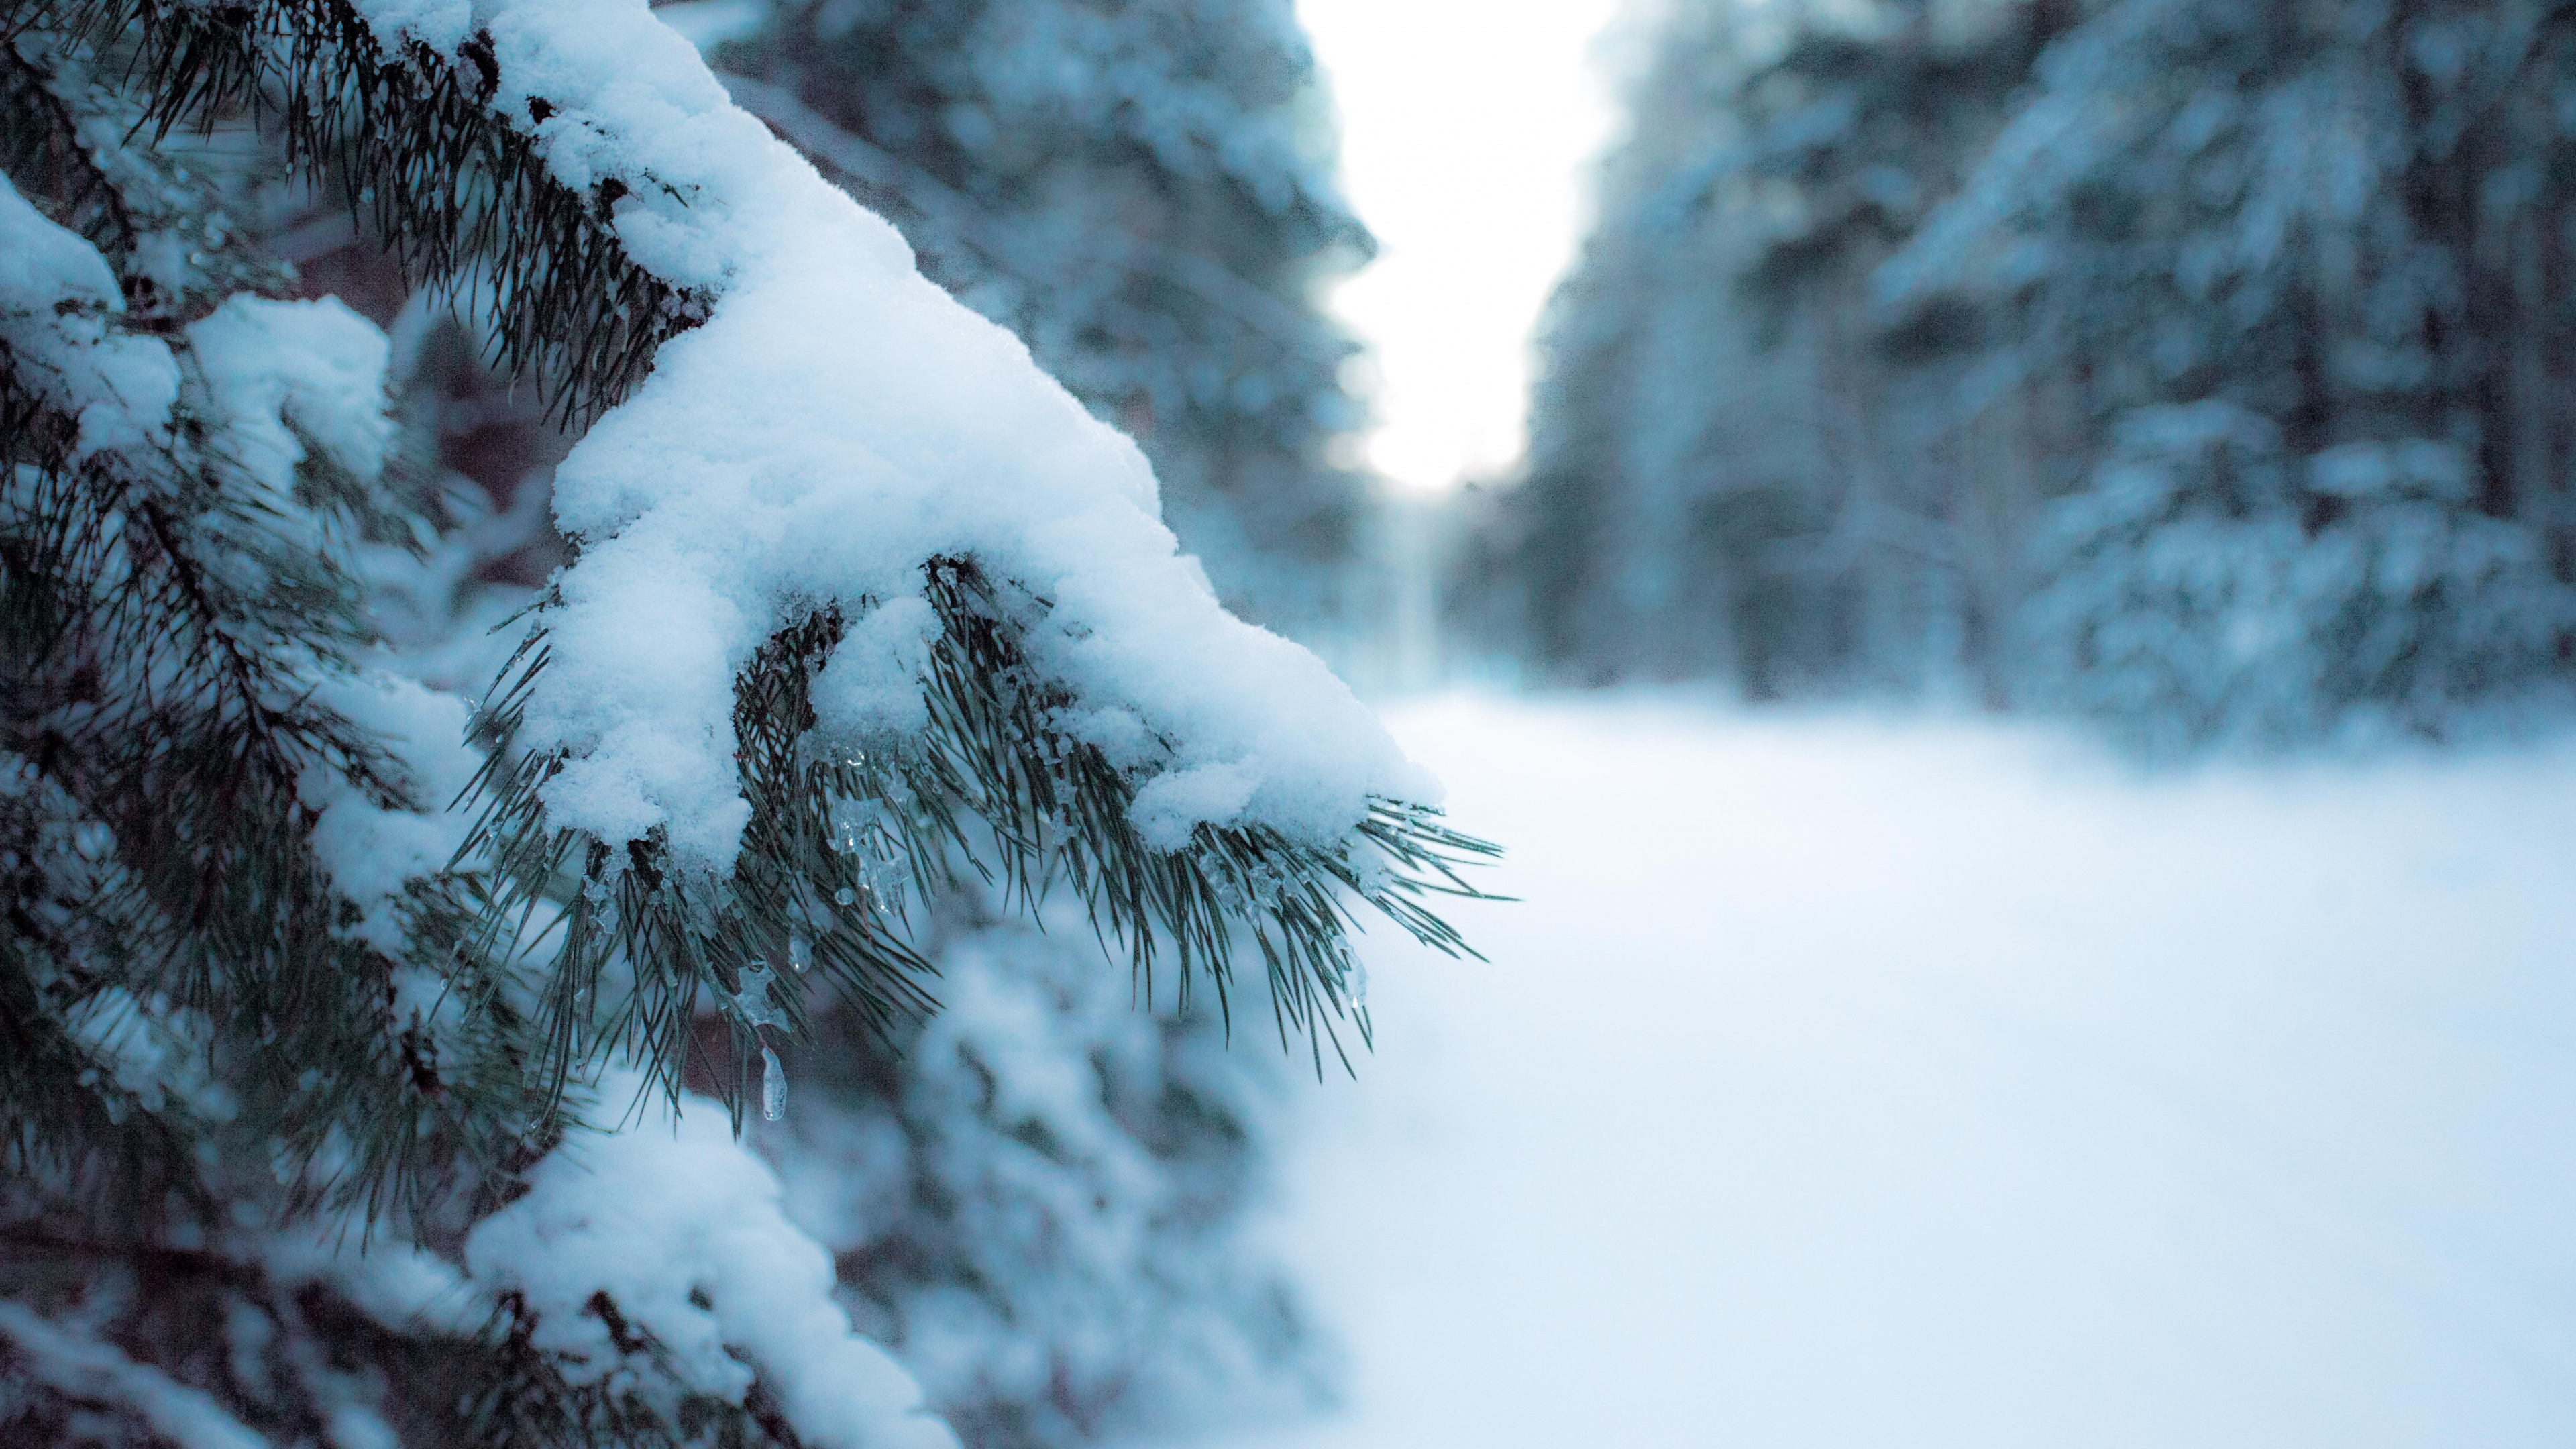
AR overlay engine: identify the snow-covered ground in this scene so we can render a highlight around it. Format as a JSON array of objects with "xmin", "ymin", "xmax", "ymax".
[{"xmin": 1191, "ymin": 694, "xmax": 2576, "ymax": 1448}]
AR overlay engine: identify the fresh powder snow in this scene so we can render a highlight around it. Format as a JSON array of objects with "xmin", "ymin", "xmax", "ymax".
[{"xmin": 1183, "ymin": 695, "xmax": 2576, "ymax": 1449}]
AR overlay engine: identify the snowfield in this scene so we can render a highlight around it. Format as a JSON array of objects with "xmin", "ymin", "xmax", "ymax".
[{"xmin": 1191, "ymin": 694, "xmax": 2576, "ymax": 1448}]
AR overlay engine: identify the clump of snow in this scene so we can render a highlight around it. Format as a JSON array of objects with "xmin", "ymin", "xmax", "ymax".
[
  {"xmin": 341, "ymin": 0, "xmax": 1434, "ymax": 873},
  {"xmin": 462, "ymin": 1069, "xmax": 958, "ymax": 1449},
  {"xmin": 258, "ymin": 1228, "xmax": 482, "ymax": 1338},
  {"xmin": 2308, "ymin": 438, "xmax": 2474, "ymax": 504},
  {"xmin": 302, "ymin": 672, "xmax": 479, "ymax": 951},
  {"xmin": 186, "ymin": 296, "xmax": 396, "ymax": 500},
  {"xmin": 64, "ymin": 987, "xmax": 237, "ymax": 1126},
  {"xmin": 0, "ymin": 174, "xmax": 180, "ymax": 459},
  {"xmin": 810, "ymin": 594, "xmax": 943, "ymax": 745}
]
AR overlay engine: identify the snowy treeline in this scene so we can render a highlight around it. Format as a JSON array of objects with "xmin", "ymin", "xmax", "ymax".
[{"xmin": 1470, "ymin": 0, "xmax": 2576, "ymax": 750}]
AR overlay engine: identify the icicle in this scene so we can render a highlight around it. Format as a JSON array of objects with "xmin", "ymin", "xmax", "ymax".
[
  {"xmin": 788, "ymin": 929, "xmax": 812, "ymax": 973},
  {"xmin": 833, "ymin": 885, "xmax": 856, "ymax": 906},
  {"xmin": 761, "ymin": 1044, "xmax": 786, "ymax": 1121}
]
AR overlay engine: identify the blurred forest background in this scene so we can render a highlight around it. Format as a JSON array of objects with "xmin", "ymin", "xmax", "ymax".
[{"xmin": 1452, "ymin": 0, "xmax": 2576, "ymax": 757}]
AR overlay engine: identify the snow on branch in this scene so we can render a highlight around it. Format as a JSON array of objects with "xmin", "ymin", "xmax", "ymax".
[
  {"xmin": 314, "ymin": 0, "xmax": 1436, "ymax": 863},
  {"xmin": 349, "ymin": 0, "xmax": 1491, "ymax": 1073},
  {"xmin": 463, "ymin": 1069, "xmax": 957, "ymax": 1449},
  {"xmin": 13, "ymin": 0, "xmax": 1495, "ymax": 1120}
]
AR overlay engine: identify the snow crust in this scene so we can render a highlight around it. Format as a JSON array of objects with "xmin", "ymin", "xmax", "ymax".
[
  {"xmin": 463, "ymin": 1070, "xmax": 958, "ymax": 1449},
  {"xmin": 343, "ymin": 0, "xmax": 1432, "ymax": 869}
]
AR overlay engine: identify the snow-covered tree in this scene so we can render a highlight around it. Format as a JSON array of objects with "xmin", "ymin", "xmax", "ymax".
[
  {"xmin": 0, "ymin": 3, "xmax": 1489, "ymax": 1446},
  {"xmin": 1890, "ymin": 0, "xmax": 2576, "ymax": 743},
  {"xmin": 1477, "ymin": 0, "xmax": 2576, "ymax": 749},
  {"xmin": 2016, "ymin": 404, "xmax": 2573, "ymax": 752},
  {"xmin": 674, "ymin": 7, "xmax": 1377, "ymax": 1438}
]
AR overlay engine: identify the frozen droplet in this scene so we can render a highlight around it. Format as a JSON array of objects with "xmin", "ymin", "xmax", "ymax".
[
  {"xmin": 761, "ymin": 1045, "xmax": 786, "ymax": 1122},
  {"xmin": 788, "ymin": 930, "xmax": 811, "ymax": 973},
  {"xmin": 833, "ymin": 886, "xmax": 855, "ymax": 906},
  {"xmin": 732, "ymin": 963, "xmax": 781, "ymax": 1028}
]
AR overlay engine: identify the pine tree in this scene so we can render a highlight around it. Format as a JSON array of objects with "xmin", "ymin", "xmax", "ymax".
[
  {"xmin": 0, "ymin": 3, "xmax": 1491, "ymax": 1446},
  {"xmin": 675, "ymin": 8, "xmax": 1368, "ymax": 1438}
]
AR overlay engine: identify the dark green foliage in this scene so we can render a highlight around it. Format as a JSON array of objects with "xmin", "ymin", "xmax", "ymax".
[
  {"xmin": 471, "ymin": 554, "xmax": 1495, "ymax": 1124},
  {"xmin": 25, "ymin": 0, "xmax": 702, "ymax": 427},
  {"xmin": 2, "ymin": 41, "xmax": 545, "ymax": 1240}
]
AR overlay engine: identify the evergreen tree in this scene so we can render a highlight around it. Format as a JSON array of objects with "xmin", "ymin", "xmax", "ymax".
[
  {"xmin": 0, "ymin": 4, "xmax": 1491, "ymax": 1446},
  {"xmin": 2015, "ymin": 403, "xmax": 2570, "ymax": 751},
  {"xmin": 1890, "ymin": 0, "xmax": 2576, "ymax": 743},
  {"xmin": 686, "ymin": 7, "xmax": 1371, "ymax": 1438}
]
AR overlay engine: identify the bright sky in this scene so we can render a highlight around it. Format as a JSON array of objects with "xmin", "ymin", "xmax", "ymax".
[{"xmin": 1298, "ymin": 0, "xmax": 1633, "ymax": 492}]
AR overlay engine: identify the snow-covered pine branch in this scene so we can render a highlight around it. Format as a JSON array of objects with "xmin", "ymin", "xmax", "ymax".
[
  {"xmin": 5, "ymin": 3, "xmax": 1491, "ymax": 1446},
  {"xmin": 25, "ymin": 0, "xmax": 1489, "ymax": 1117}
]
